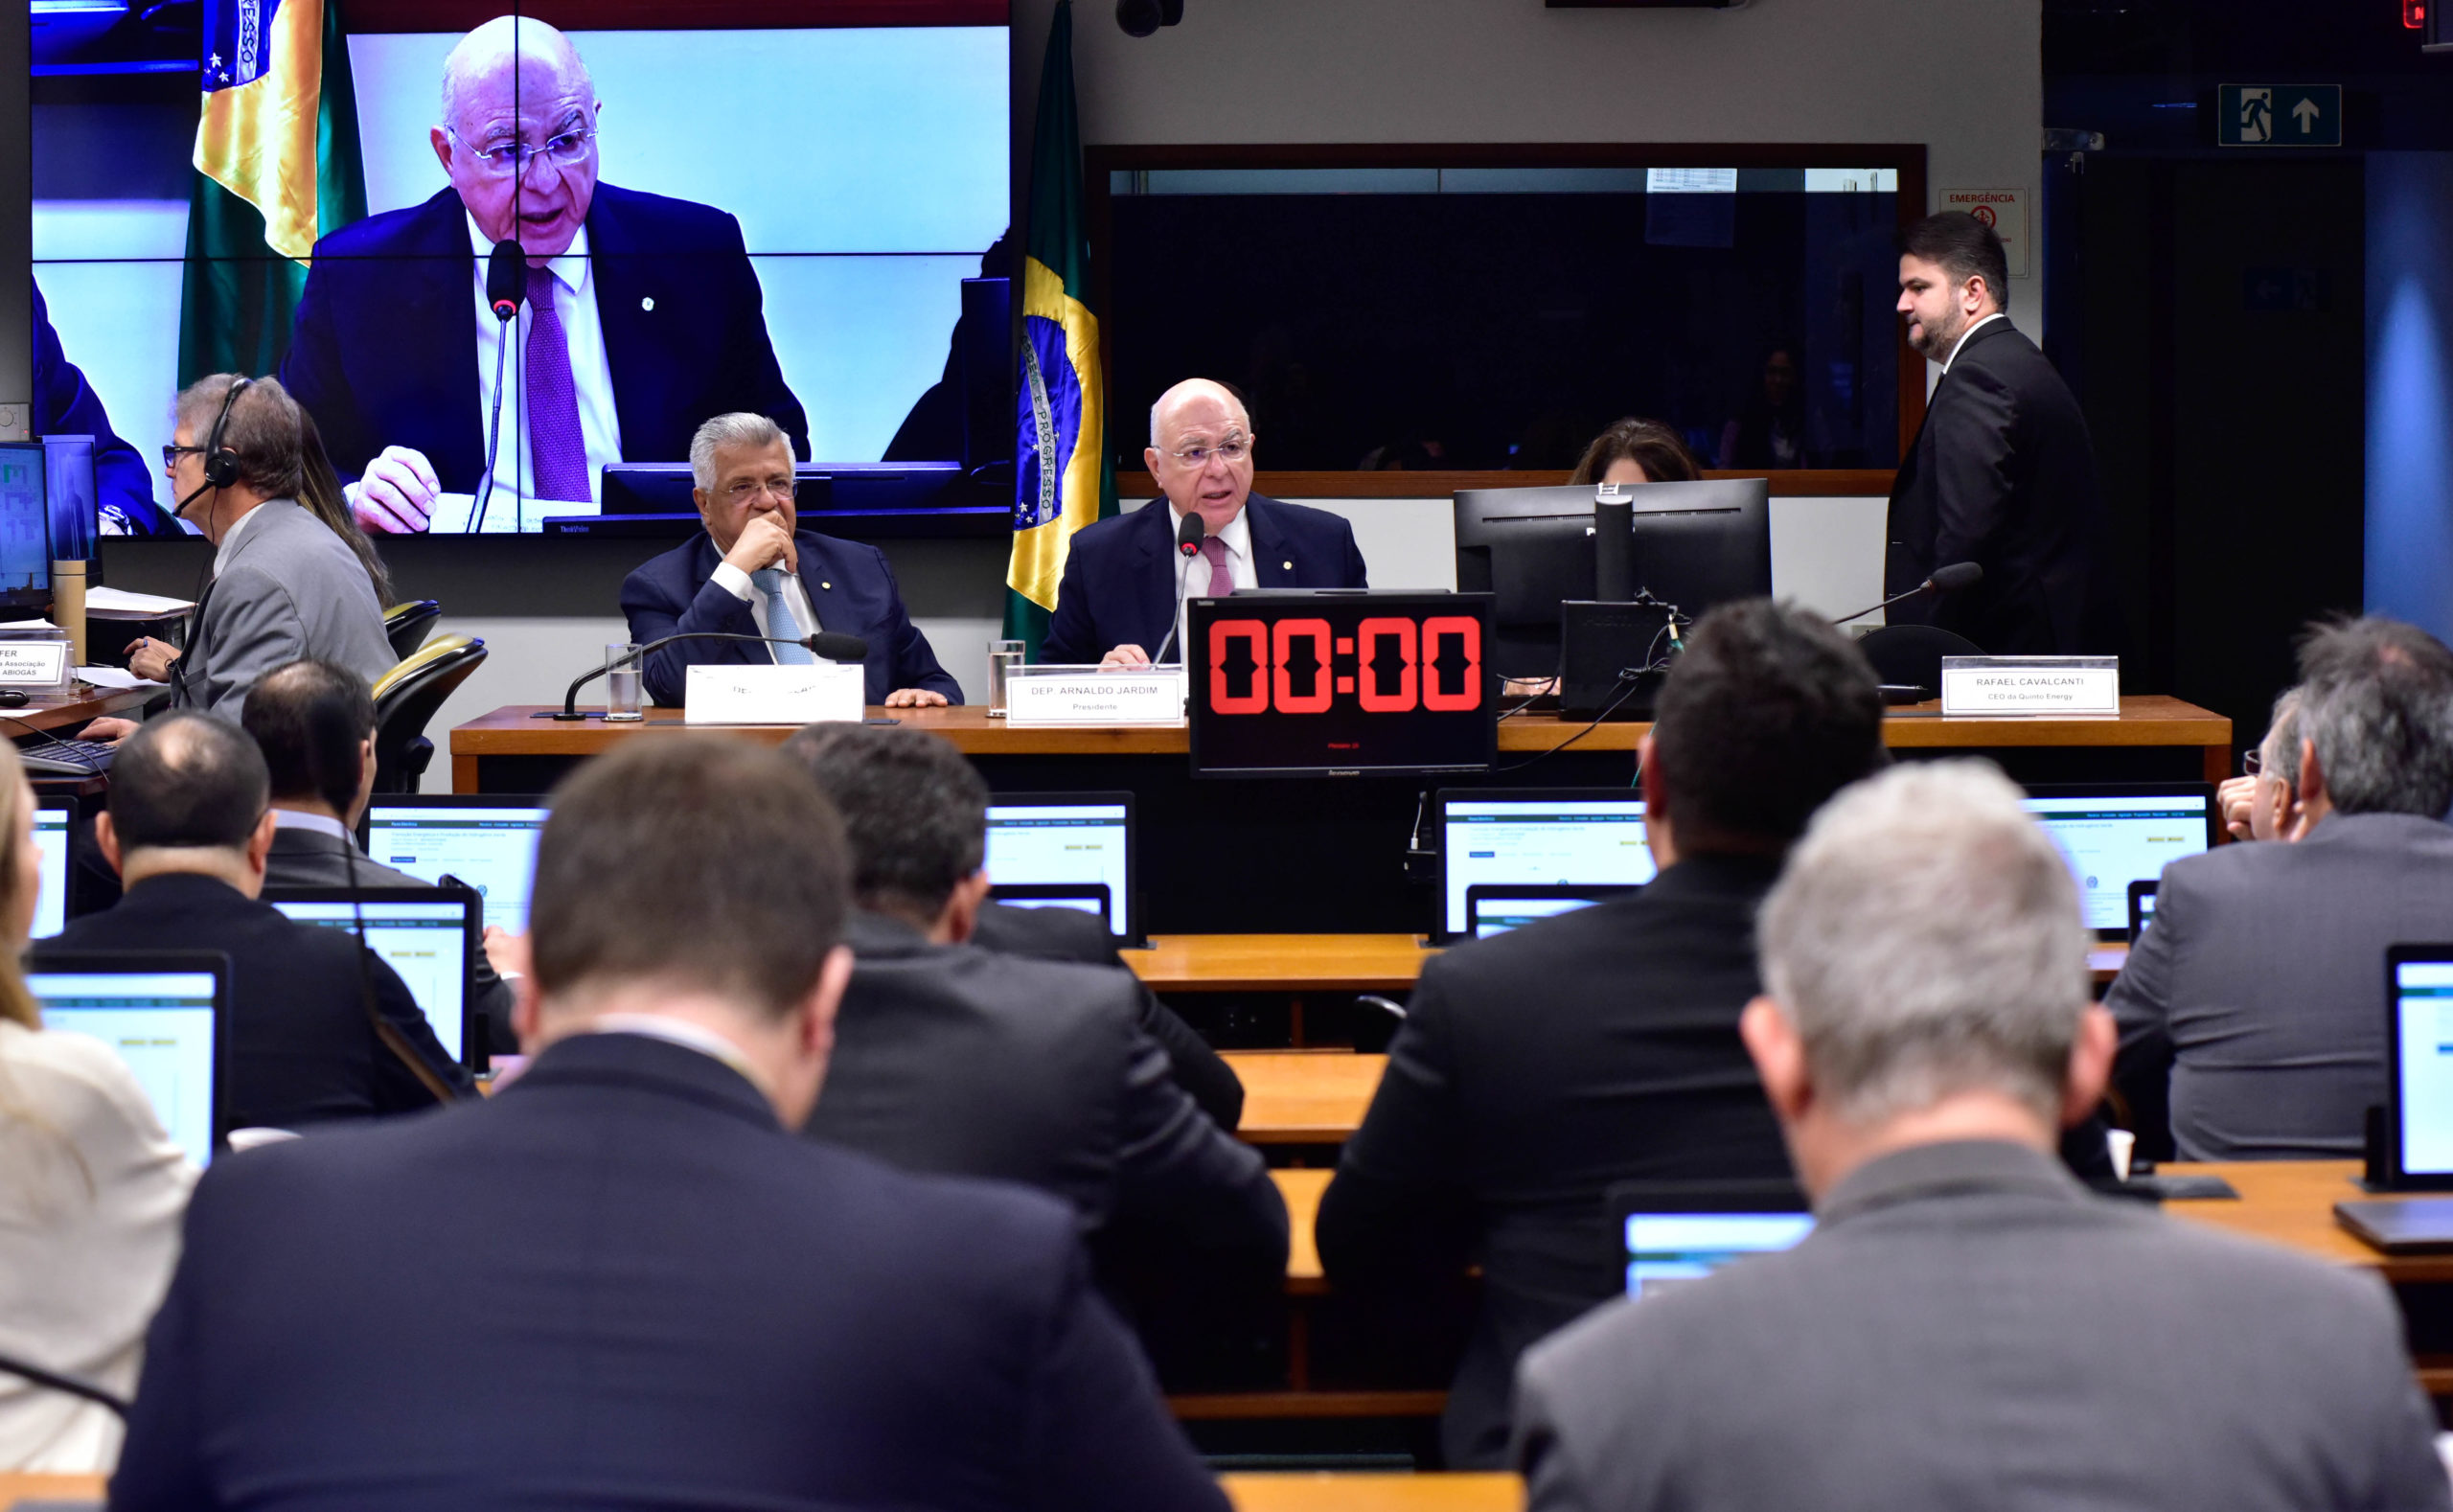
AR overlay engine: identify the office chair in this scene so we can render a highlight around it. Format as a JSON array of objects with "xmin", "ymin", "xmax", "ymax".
[
  {"xmin": 381, "ymin": 600, "xmax": 443, "ymax": 661},
  {"xmin": 1857, "ymin": 624, "xmax": 1983, "ymax": 699},
  {"xmin": 372, "ymin": 634, "xmax": 488, "ymax": 794}
]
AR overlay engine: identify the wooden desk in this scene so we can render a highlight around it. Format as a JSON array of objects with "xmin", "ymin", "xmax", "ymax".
[
  {"xmin": 1132, "ymin": 935, "xmax": 1437, "ymax": 994},
  {"xmin": 450, "ymin": 697, "xmax": 2233, "ymax": 792},
  {"xmin": 0, "ymin": 1473, "xmax": 100, "ymax": 1508},
  {"xmin": 1228, "ymin": 1052, "xmax": 1385, "ymax": 1144},
  {"xmin": 2163, "ymin": 1159, "xmax": 2453, "ymax": 1283},
  {"xmin": 1277, "ymin": 1167, "xmax": 1332, "ymax": 1296},
  {"xmin": 5, "ymin": 683, "xmax": 153, "ymax": 737}
]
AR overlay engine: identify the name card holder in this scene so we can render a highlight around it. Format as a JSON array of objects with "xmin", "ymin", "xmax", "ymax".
[
  {"xmin": 1939, "ymin": 655, "xmax": 2121, "ymax": 717},
  {"xmin": 1005, "ymin": 665, "xmax": 1187, "ymax": 726},
  {"xmin": 0, "ymin": 635, "xmax": 73, "ymax": 695},
  {"xmin": 684, "ymin": 662, "xmax": 863, "ymax": 725}
]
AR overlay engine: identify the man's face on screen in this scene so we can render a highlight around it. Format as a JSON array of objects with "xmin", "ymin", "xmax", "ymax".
[
  {"xmin": 695, "ymin": 436, "xmax": 797, "ymax": 554},
  {"xmin": 435, "ymin": 49, "xmax": 600, "ymax": 260}
]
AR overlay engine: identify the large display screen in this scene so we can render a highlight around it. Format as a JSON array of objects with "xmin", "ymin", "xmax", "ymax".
[{"xmin": 33, "ymin": 3, "xmax": 1010, "ymax": 534}]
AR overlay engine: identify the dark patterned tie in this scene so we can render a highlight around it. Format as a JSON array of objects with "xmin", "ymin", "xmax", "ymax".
[{"xmin": 524, "ymin": 272, "xmax": 590, "ymax": 504}]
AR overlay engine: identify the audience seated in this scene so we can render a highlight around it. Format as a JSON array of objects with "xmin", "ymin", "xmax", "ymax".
[
  {"xmin": 241, "ymin": 658, "xmax": 519, "ymax": 1055},
  {"xmin": 1318, "ymin": 599, "xmax": 1887, "ymax": 1467},
  {"xmin": 34, "ymin": 713, "xmax": 471, "ymax": 1129},
  {"xmin": 0, "ymin": 743, "xmax": 193, "ymax": 1473},
  {"xmin": 2109, "ymin": 616, "xmax": 2453, "ymax": 1159},
  {"xmin": 1513, "ymin": 761, "xmax": 2450, "ymax": 1511},
  {"xmin": 779, "ymin": 722, "xmax": 1287, "ymax": 1381},
  {"xmin": 108, "ymin": 736, "xmax": 1226, "ymax": 1512}
]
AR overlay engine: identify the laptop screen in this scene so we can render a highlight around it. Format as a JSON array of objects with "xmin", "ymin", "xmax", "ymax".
[
  {"xmin": 32, "ymin": 802, "xmax": 68, "ymax": 940},
  {"xmin": 34, "ymin": 970, "xmax": 219, "ymax": 1167},
  {"xmin": 2022, "ymin": 790, "xmax": 2212, "ymax": 932},
  {"xmin": 363, "ymin": 803, "xmax": 546, "ymax": 932},
  {"xmin": 1624, "ymin": 1211, "xmax": 1816, "ymax": 1299},
  {"xmin": 1468, "ymin": 892, "xmax": 1614, "ymax": 939},
  {"xmin": 2393, "ymin": 958, "xmax": 2453, "ymax": 1179},
  {"xmin": 984, "ymin": 798, "xmax": 1132, "ymax": 940},
  {"xmin": 268, "ymin": 898, "xmax": 471, "ymax": 1063},
  {"xmin": 1440, "ymin": 793, "xmax": 1653, "ymax": 937}
]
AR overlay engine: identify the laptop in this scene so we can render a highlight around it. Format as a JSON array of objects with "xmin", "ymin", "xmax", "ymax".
[
  {"xmin": 30, "ymin": 951, "xmax": 231, "ymax": 1167},
  {"xmin": 1608, "ymin": 1180, "xmax": 1815, "ymax": 1301},
  {"xmin": 987, "ymin": 882, "xmax": 1113, "ymax": 931},
  {"xmin": 2021, "ymin": 784, "xmax": 2216, "ymax": 939},
  {"xmin": 1435, "ymin": 789, "xmax": 1653, "ymax": 943},
  {"xmin": 983, "ymin": 792, "xmax": 1138, "ymax": 946},
  {"xmin": 2127, "ymin": 880, "xmax": 2159, "ymax": 946},
  {"xmin": 1463, "ymin": 882, "xmax": 1637, "ymax": 939},
  {"xmin": 264, "ymin": 887, "xmax": 478, "ymax": 1068},
  {"xmin": 32, "ymin": 796, "xmax": 70, "ymax": 940},
  {"xmin": 360, "ymin": 795, "xmax": 548, "ymax": 933},
  {"xmin": 2372, "ymin": 947, "xmax": 2453, "ymax": 1202}
]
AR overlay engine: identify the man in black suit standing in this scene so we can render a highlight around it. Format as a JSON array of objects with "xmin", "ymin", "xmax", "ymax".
[
  {"xmin": 1318, "ymin": 600, "xmax": 1889, "ymax": 1468},
  {"xmin": 110, "ymin": 736, "xmax": 1227, "ymax": 1512},
  {"xmin": 1884, "ymin": 212, "xmax": 2111, "ymax": 653}
]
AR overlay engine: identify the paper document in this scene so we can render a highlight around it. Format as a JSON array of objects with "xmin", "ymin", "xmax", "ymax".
[
  {"xmin": 78, "ymin": 665, "xmax": 168, "ymax": 691},
  {"xmin": 85, "ymin": 586, "xmax": 195, "ymax": 616}
]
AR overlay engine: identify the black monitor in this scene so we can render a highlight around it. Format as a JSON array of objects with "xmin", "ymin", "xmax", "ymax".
[
  {"xmin": 600, "ymin": 462, "xmax": 973, "ymax": 517},
  {"xmin": 1453, "ymin": 478, "xmax": 1772, "ymax": 679},
  {"xmin": 0, "ymin": 444, "xmax": 52, "ymax": 608}
]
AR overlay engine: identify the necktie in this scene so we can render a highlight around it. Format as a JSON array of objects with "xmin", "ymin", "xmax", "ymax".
[
  {"xmin": 1199, "ymin": 536, "xmax": 1234, "ymax": 597},
  {"xmin": 523, "ymin": 272, "xmax": 591, "ymax": 504},
  {"xmin": 751, "ymin": 568, "xmax": 815, "ymax": 664}
]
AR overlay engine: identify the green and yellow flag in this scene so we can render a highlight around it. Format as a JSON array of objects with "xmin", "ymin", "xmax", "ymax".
[
  {"xmin": 178, "ymin": 0, "xmax": 367, "ymax": 385},
  {"xmin": 1006, "ymin": 0, "xmax": 1113, "ymax": 657}
]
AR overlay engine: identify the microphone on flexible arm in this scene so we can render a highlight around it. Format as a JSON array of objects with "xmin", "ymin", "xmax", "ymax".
[
  {"xmin": 1151, "ymin": 511, "xmax": 1207, "ymax": 666},
  {"xmin": 470, "ymin": 240, "xmax": 526, "ymax": 536},
  {"xmin": 551, "ymin": 630, "xmax": 871, "ymax": 720},
  {"xmin": 1830, "ymin": 561, "xmax": 1983, "ymax": 627}
]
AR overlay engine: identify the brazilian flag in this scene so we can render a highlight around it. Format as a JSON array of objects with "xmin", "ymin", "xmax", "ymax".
[
  {"xmin": 178, "ymin": 0, "xmax": 368, "ymax": 385},
  {"xmin": 1006, "ymin": 0, "xmax": 1113, "ymax": 658}
]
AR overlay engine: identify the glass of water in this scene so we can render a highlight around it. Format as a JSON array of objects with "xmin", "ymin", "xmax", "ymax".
[
  {"xmin": 987, "ymin": 638, "xmax": 1026, "ymax": 715},
  {"xmin": 604, "ymin": 642, "xmax": 645, "ymax": 722}
]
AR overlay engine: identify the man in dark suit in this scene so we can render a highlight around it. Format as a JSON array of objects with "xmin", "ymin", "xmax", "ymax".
[
  {"xmin": 1318, "ymin": 600, "xmax": 1888, "ymax": 1468},
  {"xmin": 32, "ymin": 278, "xmax": 170, "ymax": 536},
  {"xmin": 1513, "ymin": 762, "xmax": 2447, "ymax": 1511},
  {"xmin": 622, "ymin": 412, "xmax": 960, "ymax": 708},
  {"xmin": 780, "ymin": 722, "xmax": 1285, "ymax": 1383},
  {"xmin": 1040, "ymin": 378, "xmax": 1367, "ymax": 667},
  {"xmin": 109, "ymin": 735, "xmax": 1225, "ymax": 1512},
  {"xmin": 34, "ymin": 712, "xmax": 470, "ymax": 1130},
  {"xmin": 2111, "ymin": 617, "xmax": 2453, "ymax": 1159},
  {"xmin": 1883, "ymin": 212, "xmax": 2111, "ymax": 654},
  {"xmin": 281, "ymin": 16, "xmax": 806, "ymax": 533}
]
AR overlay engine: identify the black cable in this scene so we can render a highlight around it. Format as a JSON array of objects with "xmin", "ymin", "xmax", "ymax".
[
  {"xmin": 0, "ymin": 1349, "xmax": 130, "ymax": 1420},
  {"xmin": 0, "ymin": 712, "xmax": 105, "ymax": 775},
  {"xmin": 1494, "ymin": 616, "xmax": 1684, "ymax": 775}
]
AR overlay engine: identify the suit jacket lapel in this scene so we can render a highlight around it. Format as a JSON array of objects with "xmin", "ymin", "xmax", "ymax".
[
  {"xmin": 399, "ymin": 192, "xmax": 487, "ymax": 489},
  {"xmin": 1133, "ymin": 505, "xmax": 1178, "ymax": 658},
  {"xmin": 1246, "ymin": 495, "xmax": 1294, "ymax": 587},
  {"xmin": 589, "ymin": 188, "xmax": 665, "ymax": 466}
]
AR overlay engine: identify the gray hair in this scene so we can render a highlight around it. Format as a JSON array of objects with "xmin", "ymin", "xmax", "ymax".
[
  {"xmin": 2259, "ymin": 685, "xmax": 2304, "ymax": 779},
  {"xmin": 439, "ymin": 15, "xmax": 593, "ymax": 131},
  {"xmin": 1756, "ymin": 761, "xmax": 2090, "ymax": 1127},
  {"xmin": 2293, "ymin": 616, "xmax": 2453, "ymax": 816},
  {"xmin": 689, "ymin": 412, "xmax": 790, "ymax": 492},
  {"xmin": 173, "ymin": 374, "xmax": 305, "ymax": 500}
]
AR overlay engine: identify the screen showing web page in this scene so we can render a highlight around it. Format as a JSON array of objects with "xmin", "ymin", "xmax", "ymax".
[
  {"xmin": 985, "ymin": 805, "xmax": 1130, "ymax": 938},
  {"xmin": 2396, "ymin": 961, "xmax": 2453, "ymax": 1175},
  {"xmin": 271, "ymin": 901, "xmax": 469, "ymax": 1062},
  {"xmin": 32, "ymin": 807, "xmax": 67, "ymax": 939},
  {"xmin": 365, "ymin": 808, "xmax": 544, "ymax": 933},
  {"xmin": 34, "ymin": 974, "xmax": 218, "ymax": 1167},
  {"xmin": 1443, "ymin": 799, "xmax": 1652, "ymax": 934},
  {"xmin": 1472, "ymin": 895, "xmax": 1607, "ymax": 939},
  {"xmin": 2023, "ymin": 794, "xmax": 2209, "ymax": 931},
  {"xmin": 1625, "ymin": 1212, "xmax": 1815, "ymax": 1299}
]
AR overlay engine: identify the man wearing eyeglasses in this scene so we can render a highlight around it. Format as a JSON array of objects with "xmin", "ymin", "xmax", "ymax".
[
  {"xmin": 281, "ymin": 15, "xmax": 807, "ymax": 534},
  {"xmin": 1038, "ymin": 378, "xmax": 1368, "ymax": 668},
  {"xmin": 621, "ymin": 413, "xmax": 958, "ymax": 709}
]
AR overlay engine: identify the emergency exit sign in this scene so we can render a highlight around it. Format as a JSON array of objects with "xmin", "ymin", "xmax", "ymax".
[{"xmin": 2217, "ymin": 84, "xmax": 2343, "ymax": 148}]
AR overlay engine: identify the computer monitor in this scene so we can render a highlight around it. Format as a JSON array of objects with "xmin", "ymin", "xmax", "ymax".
[
  {"xmin": 983, "ymin": 793, "xmax": 1137, "ymax": 946},
  {"xmin": 2385, "ymin": 946, "xmax": 2453, "ymax": 1190},
  {"xmin": 31, "ymin": 951, "xmax": 230, "ymax": 1167},
  {"xmin": 1609, "ymin": 1180, "xmax": 1814, "ymax": 1301},
  {"xmin": 987, "ymin": 882, "xmax": 1113, "ymax": 930},
  {"xmin": 1463, "ymin": 883, "xmax": 1637, "ymax": 939},
  {"xmin": 360, "ymin": 796, "xmax": 548, "ymax": 933},
  {"xmin": 600, "ymin": 462, "xmax": 972, "ymax": 518},
  {"xmin": 32, "ymin": 797, "xmax": 71, "ymax": 940},
  {"xmin": 0, "ymin": 443, "xmax": 51, "ymax": 607},
  {"xmin": 1453, "ymin": 478, "xmax": 1772, "ymax": 680},
  {"xmin": 264, "ymin": 888, "xmax": 476, "ymax": 1067},
  {"xmin": 2020, "ymin": 784, "xmax": 2216, "ymax": 939},
  {"xmin": 1436, "ymin": 789, "xmax": 1654, "ymax": 943}
]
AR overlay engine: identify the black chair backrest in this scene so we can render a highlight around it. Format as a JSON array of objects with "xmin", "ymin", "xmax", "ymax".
[{"xmin": 1857, "ymin": 623, "xmax": 1984, "ymax": 696}]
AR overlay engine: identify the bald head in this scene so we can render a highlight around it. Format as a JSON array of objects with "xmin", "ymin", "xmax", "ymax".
[
  {"xmin": 1144, "ymin": 378, "xmax": 1257, "ymax": 533},
  {"xmin": 441, "ymin": 16, "xmax": 591, "ymax": 124},
  {"xmin": 432, "ymin": 15, "xmax": 600, "ymax": 259},
  {"xmin": 1148, "ymin": 378, "xmax": 1249, "ymax": 448},
  {"xmin": 107, "ymin": 713, "xmax": 270, "ymax": 857}
]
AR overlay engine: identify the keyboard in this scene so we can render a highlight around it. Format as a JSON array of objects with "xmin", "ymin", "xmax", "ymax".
[{"xmin": 19, "ymin": 738, "xmax": 115, "ymax": 776}]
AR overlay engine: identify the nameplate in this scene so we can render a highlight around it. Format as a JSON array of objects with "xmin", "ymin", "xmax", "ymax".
[
  {"xmin": 0, "ymin": 639, "xmax": 71, "ymax": 690},
  {"xmin": 684, "ymin": 661, "xmax": 863, "ymax": 725},
  {"xmin": 1006, "ymin": 666, "xmax": 1187, "ymax": 726},
  {"xmin": 1939, "ymin": 655, "xmax": 2120, "ymax": 717}
]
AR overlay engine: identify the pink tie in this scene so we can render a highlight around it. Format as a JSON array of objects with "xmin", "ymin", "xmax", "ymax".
[
  {"xmin": 1199, "ymin": 537, "xmax": 1233, "ymax": 596},
  {"xmin": 524, "ymin": 273, "xmax": 591, "ymax": 504}
]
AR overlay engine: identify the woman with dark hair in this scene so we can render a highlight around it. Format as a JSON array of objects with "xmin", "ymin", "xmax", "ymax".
[
  {"xmin": 1568, "ymin": 418, "xmax": 1704, "ymax": 486},
  {"xmin": 295, "ymin": 407, "xmax": 393, "ymax": 606}
]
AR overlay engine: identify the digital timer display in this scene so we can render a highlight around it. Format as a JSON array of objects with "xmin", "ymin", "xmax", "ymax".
[{"xmin": 1187, "ymin": 591, "xmax": 1497, "ymax": 777}]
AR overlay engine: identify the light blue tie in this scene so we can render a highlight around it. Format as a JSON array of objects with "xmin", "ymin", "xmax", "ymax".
[{"xmin": 750, "ymin": 568, "xmax": 815, "ymax": 664}]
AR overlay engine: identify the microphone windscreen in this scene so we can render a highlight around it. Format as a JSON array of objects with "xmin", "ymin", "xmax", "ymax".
[
  {"xmin": 810, "ymin": 631, "xmax": 870, "ymax": 662},
  {"xmin": 486, "ymin": 241, "xmax": 527, "ymax": 320},
  {"xmin": 1177, "ymin": 510, "xmax": 1206, "ymax": 557},
  {"xmin": 1928, "ymin": 561, "xmax": 1983, "ymax": 593}
]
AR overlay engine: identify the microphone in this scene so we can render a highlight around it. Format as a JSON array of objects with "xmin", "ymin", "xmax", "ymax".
[
  {"xmin": 1831, "ymin": 561, "xmax": 1983, "ymax": 627},
  {"xmin": 1152, "ymin": 512, "xmax": 1207, "ymax": 666},
  {"xmin": 470, "ymin": 240, "xmax": 526, "ymax": 535},
  {"xmin": 1177, "ymin": 511, "xmax": 1205, "ymax": 557},
  {"xmin": 552, "ymin": 629, "xmax": 872, "ymax": 721}
]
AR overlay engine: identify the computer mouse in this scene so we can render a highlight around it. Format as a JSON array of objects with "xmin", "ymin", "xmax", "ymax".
[{"xmin": 0, "ymin": 691, "xmax": 30, "ymax": 708}]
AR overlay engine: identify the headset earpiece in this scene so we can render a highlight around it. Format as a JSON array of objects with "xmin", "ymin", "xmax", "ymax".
[{"xmin": 201, "ymin": 378, "xmax": 253, "ymax": 492}]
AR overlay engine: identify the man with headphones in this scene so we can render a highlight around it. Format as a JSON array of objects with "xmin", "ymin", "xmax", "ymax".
[{"xmin": 81, "ymin": 376, "xmax": 395, "ymax": 743}]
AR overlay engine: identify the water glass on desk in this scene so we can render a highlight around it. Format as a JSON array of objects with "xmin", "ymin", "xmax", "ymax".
[
  {"xmin": 604, "ymin": 642, "xmax": 644, "ymax": 722},
  {"xmin": 988, "ymin": 639, "xmax": 1025, "ymax": 716}
]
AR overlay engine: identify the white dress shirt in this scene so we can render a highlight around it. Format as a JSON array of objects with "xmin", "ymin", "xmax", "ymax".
[
  {"xmin": 469, "ymin": 216, "xmax": 623, "ymax": 520},
  {"xmin": 1941, "ymin": 311, "xmax": 2009, "ymax": 375},
  {"xmin": 1161, "ymin": 503, "xmax": 1256, "ymax": 660},
  {"xmin": 710, "ymin": 557, "xmax": 824, "ymax": 658},
  {"xmin": 0, "ymin": 1019, "xmax": 195, "ymax": 1472},
  {"xmin": 271, "ymin": 809, "xmax": 351, "ymax": 843}
]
